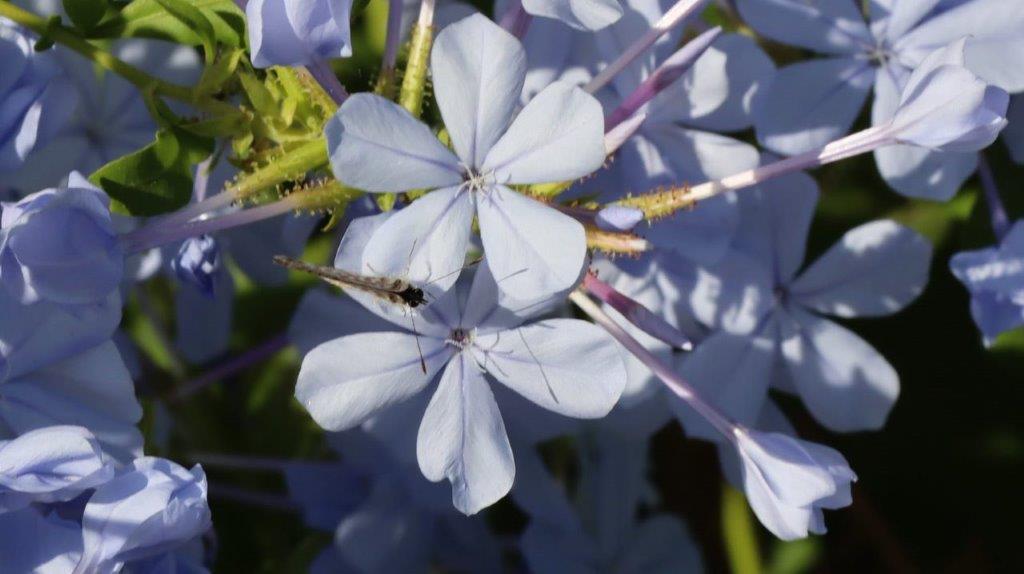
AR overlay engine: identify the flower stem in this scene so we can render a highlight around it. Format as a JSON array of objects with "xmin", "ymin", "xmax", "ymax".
[
  {"xmin": 306, "ymin": 60, "xmax": 348, "ymax": 105},
  {"xmin": 0, "ymin": 1, "xmax": 235, "ymax": 115},
  {"xmin": 569, "ymin": 290, "xmax": 735, "ymax": 439},
  {"xmin": 499, "ymin": 0, "xmax": 533, "ymax": 38},
  {"xmin": 123, "ymin": 195, "xmax": 302, "ymax": 253},
  {"xmin": 171, "ymin": 334, "xmax": 289, "ymax": 401},
  {"xmin": 376, "ymin": 0, "xmax": 405, "ymax": 98},
  {"xmin": 977, "ymin": 153, "xmax": 1010, "ymax": 240},
  {"xmin": 582, "ymin": 272, "xmax": 692, "ymax": 350},
  {"xmin": 189, "ymin": 452, "xmax": 292, "ymax": 472},
  {"xmin": 400, "ymin": 11, "xmax": 434, "ymax": 118},
  {"xmin": 620, "ymin": 125, "xmax": 894, "ymax": 216},
  {"xmin": 584, "ymin": 0, "xmax": 708, "ymax": 94}
]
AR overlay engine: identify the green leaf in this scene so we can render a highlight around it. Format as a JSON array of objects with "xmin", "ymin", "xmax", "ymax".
[
  {"xmin": 63, "ymin": 0, "xmax": 109, "ymax": 32},
  {"xmin": 195, "ymin": 47, "xmax": 244, "ymax": 98},
  {"xmin": 91, "ymin": 0, "xmax": 244, "ymax": 48},
  {"xmin": 90, "ymin": 126, "xmax": 214, "ymax": 216},
  {"xmin": 152, "ymin": 0, "xmax": 216, "ymax": 61}
]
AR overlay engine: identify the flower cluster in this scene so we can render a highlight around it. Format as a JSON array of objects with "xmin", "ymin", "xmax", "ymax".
[{"xmin": 0, "ymin": 0, "xmax": 1021, "ymax": 570}]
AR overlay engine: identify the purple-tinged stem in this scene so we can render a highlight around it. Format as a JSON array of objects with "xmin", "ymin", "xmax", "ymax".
[
  {"xmin": 499, "ymin": 0, "xmax": 533, "ymax": 38},
  {"xmin": 605, "ymin": 26, "xmax": 721, "ymax": 131},
  {"xmin": 569, "ymin": 290, "xmax": 736, "ymax": 440},
  {"xmin": 208, "ymin": 482, "xmax": 298, "ymax": 512},
  {"xmin": 685, "ymin": 125, "xmax": 894, "ymax": 203},
  {"xmin": 382, "ymin": 0, "xmax": 403, "ymax": 71},
  {"xmin": 605, "ymin": 112, "xmax": 647, "ymax": 154},
  {"xmin": 171, "ymin": 334, "xmax": 289, "ymax": 402},
  {"xmin": 978, "ymin": 153, "xmax": 1010, "ymax": 241},
  {"xmin": 585, "ymin": 0, "xmax": 708, "ymax": 94},
  {"xmin": 143, "ymin": 192, "xmax": 238, "ymax": 239},
  {"xmin": 123, "ymin": 194, "xmax": 302, "ymax": 254},
  {"xmin": 583, "ymin": 272, "xmax": 693, "ymax": 350},
  {"xmin": 306, "ymin": 60, "xmax": 348, "ymax": 105}
]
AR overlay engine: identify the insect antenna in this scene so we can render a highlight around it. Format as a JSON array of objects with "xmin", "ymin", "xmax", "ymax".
[{"xmin": 409, "ymin": 313, "xmax": 428, "ymax": 374}]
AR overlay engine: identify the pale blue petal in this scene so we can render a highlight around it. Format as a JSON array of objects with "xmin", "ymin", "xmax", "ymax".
[
  {"xmin": 326, "ymin": 94, "xmax": 461, "ymax": 192},
  {"xmin": 521, "ymin": 520, "xmax": 598, "ymax": 574},
  {"xmin": 687, "ymin": 251, "xmax": 774, "ymax": 335},
  {"xmin": 283, "ymin": 462, "xmax": 367, "ymax": 531},
  {"xmin": 650, "ymin": 33, "xmax": 775, "ymax": 132},
  {"xmin": 296, "ymin": 332, "xmax": 450, "ymax": 431},
  {"xmin": 735, "ymin": 0, "xmax": 872, "ymax": 55},
  {"xmin": 477, "ymin": 185, "xmax": 586, "ymax": 301},
  {"xmin": 872, "ymin": 63, "xmax": 978, "ymax": 200},
  {"xmin": 522, "ymin": 0, "xmax": 623, "ymax": 31},
  {"xmin": 174, "ymin": 266, "xmax": 233, "ymax": 364},
  {"xmin": 416, "ymin": 352, "xmax": 515, "ymax": 515},
  {"xmin": 362, "ymin": 186, "xmax": 476, "ymax": 296},
  {"xmin": 432, "ymin": 14, "xmax": 525, "ymax": 167},
  {"xmin": 484, "ymin": 82, "xmax": 605, "ymax": 184},
  {"xmin": 475, "ymin": 319, "xmax": 626, "ymax": 418},
  {"xmin": 949, "ymin": 222, "xmax": 1024, "ymax": 344},
  {"xmin": 732, "ymin": 167, "xmax": 820, "ymax": 285},
  {"xmin": 874, "ymin": 0, "xmax": 942, "ymax": 43},
  {"xmin": 287, "ymin": 290, "xmax": 396, "ymax": 355},
  {"xmin": 778, "ymin": 307, "xmax": 899, "ymax": 432},
  {"xmin": 895, "ymin": 0, "xmax": 1024, "ymax": 92},
  {"xmin": 0, "ymin": 507, "xmax": 82, "ymax": 573},
  {"xmin": 791, "ymin": 220, "xmax": 932, "ymax": 318},
  {"xmin": 247, "ymin": 0, "xmax": 309, "ymax": 68},
  {"xmin": 755, "ymin": 58, "xmax": 875, "ymax": 155},
  {"xmin": 673, "ymin": 328, "xmax": 775, "ymax": 443},
  {"xmin": 2, "ymin": 341, "xmax": 143, "ymax": 461},
  {"xmin": 76, "ymin": 458, "xmax": 210, "ymax": 572},
  {"xmin": 0, "ymin": 425, "xmax": 113, "ymax": 512}
]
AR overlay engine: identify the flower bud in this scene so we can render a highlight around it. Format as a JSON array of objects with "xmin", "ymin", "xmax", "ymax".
[
  {"xmin": 247, "ymin": 0, "xmax": 353, "ymax": 68},
  {"xmin": 733, "ymin": 429, "xmax": 856, "ymax": 540},
  {"xmin": 890, "ymin": 38, "xmax": 1009, "ymax": 152},
  {"xmin": 171, "ymin": 235, "xmax": 222, "ymax": 298},
  {"xmin": 0, "ymin": 172, "xmax": 123, "ymax": 306}
]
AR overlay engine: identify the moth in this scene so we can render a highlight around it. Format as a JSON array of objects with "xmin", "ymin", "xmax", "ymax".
[{"xmin": 272, "ymin": 255, "xmax": 427, "ymax": 309}]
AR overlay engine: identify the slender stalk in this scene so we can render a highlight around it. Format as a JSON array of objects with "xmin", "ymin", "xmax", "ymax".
[
  {"xmin": 171, "ymin": 334, "xmax": 289, "ymax": 401},
  {"xmin": 147, "ymin": 192, "xmax": 238, "ymax": 234},
  {"xmin": 621, "ymin": 125, "xmax": 894, "ymax": 215},
  {"xmin": 399, "ymin": 0, "xmax": 435, "ymax": 118},
  {"xmin": 499, "ymin": 0, "xmax": 533, "ymax": 38},
  {"xmin": 376, "ymin": 0, "xmax": 404, "ymax": 98},
  {"xmin": 977, "ymin": 153, "xmax": 1010, "ymax": 240},
  {"xmin": 0, "ymin": 1, "xmax": 235, "ymax": 115},
  {"xmin": 123, "ymin": 194, "xmax": 302, "ymax": 253},
  {"xmin": 306, "ymin": 60, "xmax": 348, "ymax": 105},
  {"xmin": 569, "ymin": 290, "xmax": 734, "ymax": 438},
  {"xmin": 582, "ymin": 272, "xmax": 692, "ymax": 350},
  {"xmin": 584, "ymin": 0, "xmax": 708, "ymax": 94}
]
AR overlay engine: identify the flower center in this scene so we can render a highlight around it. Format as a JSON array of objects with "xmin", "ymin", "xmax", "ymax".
[
  {"xmin": 446, "ymin": 327, "xmax": 474, "ymax": 350},
  {"xmin": 460, "ymin": 166, "xmax": 494, "ymax": 195}
]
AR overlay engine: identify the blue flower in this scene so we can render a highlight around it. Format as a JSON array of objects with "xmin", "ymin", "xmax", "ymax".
[
  {"xmin": 950, "ymin": 220, "xmax": 1024, "ymax": 345},
  {"xmin": 247, "ymin": 0, "xmax": 353, "ymax": 68},
  {"xmin": 0, "ymin": 172, "xmax": 123, "ymax": 306},
  {"xmin": 327, "ymin": 14, "xmax": 606, "ymax": 301},
  {"xmin": 0, "ymin": 17, "xmax": 76, "ymax": 174},
  {"xmin": 738, "ymin": 0, "xmax": 1024, "ymax": 199},
  {"xmin": 0, "ymin": 506, "xmax": 82, "ymax": 572},
  {"xmin": 76, "ymin": 458, "xmax": 211, "ymax": 573},
  {"xmin": 0, "ymin": 425, "xmax": 114, "ymax": 513},
  {"xmin": 517, "ymin": 0, "xmax": 624, "ymax": 31},
  {"xmin": 294, "ymin": 215, "xmax": 626, "ymax": 513},
  {"xmin": 675, "ymin": 169, "xmax": 932, "ymax": 434}
]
